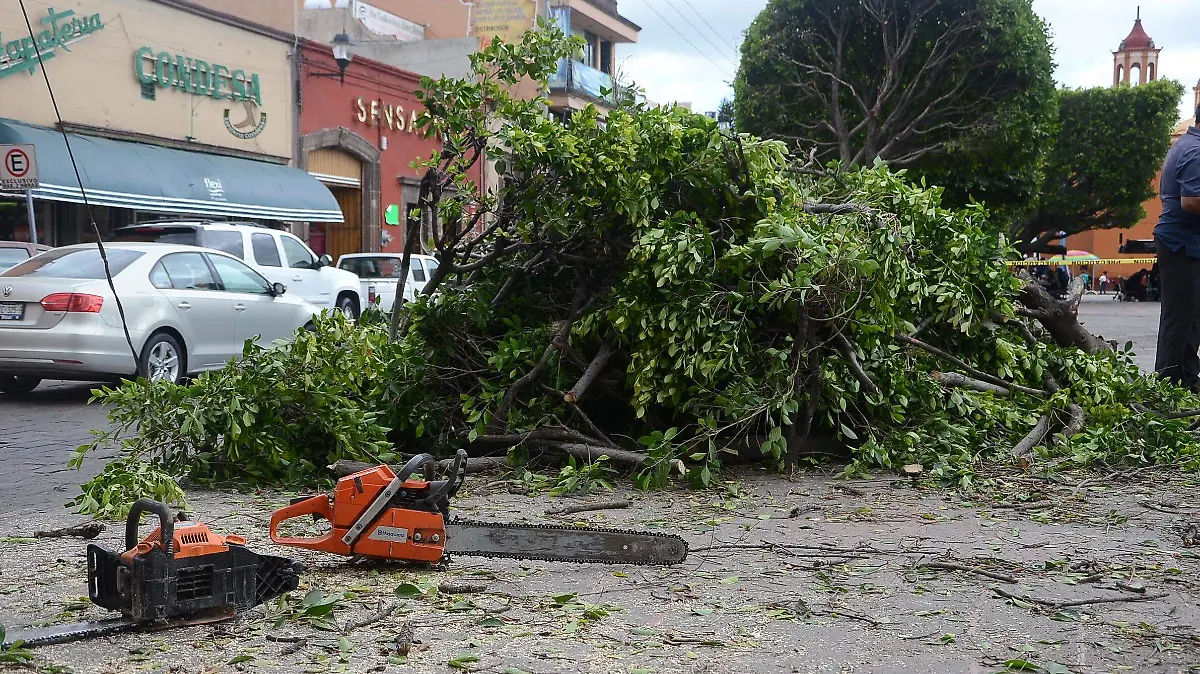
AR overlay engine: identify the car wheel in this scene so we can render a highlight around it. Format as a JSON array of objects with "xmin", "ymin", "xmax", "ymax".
[
  {"xmin": 139, "ymin": 333, "xmax": 186, "ymax": 384},
  {"xmin": 337, "ymin": 294, "xmax": 359, "ymax": 320},
  {"xmin": 0, "ymin": 375, "xmax": 41, "ymax": 394}
]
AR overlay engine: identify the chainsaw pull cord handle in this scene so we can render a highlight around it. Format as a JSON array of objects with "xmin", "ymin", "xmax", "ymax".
[{"xmin": 126, "ymin": 499, "xmax": 175, "ymax": 556}]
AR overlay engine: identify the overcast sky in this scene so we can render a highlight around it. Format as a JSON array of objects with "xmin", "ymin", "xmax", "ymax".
[{"xmin": 617, "ymin": 0, "xmax": 1200, "ymax": 122}]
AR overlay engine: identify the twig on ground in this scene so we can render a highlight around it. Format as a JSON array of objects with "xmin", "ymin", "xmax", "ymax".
[
  {"xmin": 993, "ymin": 587, "xmax": 1168, "ymax": 609},
  {"xmin": 344, "ymin": 601, "xmax": 401, "ymax": 632},
  {"xmin": 917, "ymin": 561, "xmax": 1017, "ymax": 584},
  {"xmin": 33, "ymin": 522, "xmax": 105, "ymax": 540},
  {"xmin": 545, "ymin": 499, "xmax": 632, "ymax": 516},
  {"xmin": 438, "ymin": 582, "xmax": 488, "ymax": 594}
]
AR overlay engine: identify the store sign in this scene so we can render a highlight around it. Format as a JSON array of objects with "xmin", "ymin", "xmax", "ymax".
[
  {"xmin": 134, "ymin": 47, "xmax": 268, "ymax": 140},
  {"xmin": 352, "ymin": 1, "xmax": 424, "ymax": 42},
  {"xmin": 355, "ymin": 98, "xmax": 419, "ymax": 134},
  {"xmin": 0, "ymin": 8, "xmax": 104, "ymax": 80},
  {"xmin": 472, "ymin": 0, "xmax": 537, "ymax": 44}
]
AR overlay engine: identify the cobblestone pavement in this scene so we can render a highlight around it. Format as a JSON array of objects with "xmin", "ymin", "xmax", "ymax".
[
  {"xmin": 0, "ymin": 297, "xmax": 1168, "ymax": 517},
  {"xmin": 0, "ymin": 380, "xmax": 113, "ymax": 516}
]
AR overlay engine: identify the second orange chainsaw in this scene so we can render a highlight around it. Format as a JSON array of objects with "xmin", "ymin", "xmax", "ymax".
[{"xmin": 270, "ymin": 450, "xmax": 687, "ymax": 565}]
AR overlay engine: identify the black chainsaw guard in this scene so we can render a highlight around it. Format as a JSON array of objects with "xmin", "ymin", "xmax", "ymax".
[{"xmin": 87, "ymin": 543, "xmax": 301, "ymax": 622}]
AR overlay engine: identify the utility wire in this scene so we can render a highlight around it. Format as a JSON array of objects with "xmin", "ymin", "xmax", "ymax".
[
  {"xmin": 18, "ymin": 0, "xmax": 139, "ymax": 370},
  {"xmin": 676, "ymin": 0, "xmax": 742, "ymax": 58},
  {"xmin": 656, "ymin": 0, "xmax": 739, "ymax": 70},
  {"xmin": 635, "ymin": 0, "xmax": 734, "ymax": 78}
]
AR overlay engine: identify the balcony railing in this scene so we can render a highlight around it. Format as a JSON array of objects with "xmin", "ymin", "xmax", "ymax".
[{"xmin": 548, "ymin": 58, "xmax": 615, "ymax": 106}]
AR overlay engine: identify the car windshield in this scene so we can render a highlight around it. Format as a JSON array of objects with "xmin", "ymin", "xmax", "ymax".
[
  {"xmin": 0, "ymin": 248, "xmax": 143, "ymax": 278},
  {"xmin": 0, "ymin": 248, "xmax": 30, "ymax": 270},
  {"xmin": 108, "ymin": 226, "xmax": 198, "ymax": 245}
]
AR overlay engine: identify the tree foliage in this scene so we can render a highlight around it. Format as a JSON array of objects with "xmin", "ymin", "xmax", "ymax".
[
  {"xmin": 1014, "ymin": 80, "xmax": 1186, "ymax": 249},
  {"xmin": 733, "ymin": 0, "xmax": 1057, "ymax": 221},
  {"xmin": 72, "ymin": 26, "xmax": 1200, "ymax": 518}
]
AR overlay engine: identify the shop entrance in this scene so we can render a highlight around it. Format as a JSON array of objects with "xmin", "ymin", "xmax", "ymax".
[{"xmin": 306, "ymin": 148, "xmax": 363, "ymax": 262}]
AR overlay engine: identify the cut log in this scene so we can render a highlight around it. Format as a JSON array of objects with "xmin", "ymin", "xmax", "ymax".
[{"xmin": 328, "ymin": 456, "xmax": 508, "ymax": 478}]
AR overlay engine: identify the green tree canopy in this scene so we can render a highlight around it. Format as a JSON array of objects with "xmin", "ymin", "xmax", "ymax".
[
  {"xmin": 733, "ymin": 0, "xmax": 1057, "ymax": 222},
  {"xmin": 1015, "ymin": 80, "xmax": 1186, "ymax": 251}
]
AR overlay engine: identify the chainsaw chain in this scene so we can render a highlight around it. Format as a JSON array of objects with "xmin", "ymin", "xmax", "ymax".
[{"xmin": 446, "ymin": 518, "xmax": 688, "ymax": 565}]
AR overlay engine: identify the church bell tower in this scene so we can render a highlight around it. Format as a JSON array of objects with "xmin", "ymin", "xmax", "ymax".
[{"xmin": 1113, "ymin": 7, "xmax": 1160, "ymax": 86}]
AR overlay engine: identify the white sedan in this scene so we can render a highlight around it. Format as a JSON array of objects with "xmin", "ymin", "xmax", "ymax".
[{"xmin": 0, "ymin": 243, "xmax": 320, "ymax": 393}]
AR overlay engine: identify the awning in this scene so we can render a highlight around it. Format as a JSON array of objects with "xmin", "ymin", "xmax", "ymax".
[{"xmin": 0, "ymin": 120, "xmax": 344, "ymax": 223}]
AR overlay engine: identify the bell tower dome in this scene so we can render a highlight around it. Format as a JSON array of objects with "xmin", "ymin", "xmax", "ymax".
[{"xmin": 1113, "ymin": 7, "xmax": 1161, "ymax": 86}]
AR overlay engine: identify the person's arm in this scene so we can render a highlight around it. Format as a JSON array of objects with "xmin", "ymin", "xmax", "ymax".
[{"xmin": 1182, "ymin": 148, "xmax": 1200, "ymax": 214}]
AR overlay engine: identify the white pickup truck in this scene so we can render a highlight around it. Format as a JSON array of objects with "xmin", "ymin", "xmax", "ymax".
[{"xmin": 336, "ymin": 253, "xmax": 440, "ymax": 311}]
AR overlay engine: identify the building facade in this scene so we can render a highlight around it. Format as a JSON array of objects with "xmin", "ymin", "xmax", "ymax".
[
  {"xmin": 1067, "ymin": 14, "xmax": 1196, "ymax": 279},
  {"xmin": 0, "ymin": 0, "xmax": 342, "ymax": 245},
  {"xmin": 297, "ymin": 39, "xmax": 466, "ymax": 261}
]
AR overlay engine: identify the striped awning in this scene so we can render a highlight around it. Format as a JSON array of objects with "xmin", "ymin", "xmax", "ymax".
[{"xmin": 0, "ymin": 120, "xmax": 343, "ymax": 223}]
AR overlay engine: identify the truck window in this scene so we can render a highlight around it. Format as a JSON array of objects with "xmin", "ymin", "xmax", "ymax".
[
  {"xmin": 251, "ymin": 233, "xmax": 282, "ymax": 267},
  {"xmin": 206, "ymin": 230, "xmax": 245, "ymax": 259}
]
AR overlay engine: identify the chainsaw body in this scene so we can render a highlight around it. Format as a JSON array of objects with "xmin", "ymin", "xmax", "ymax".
[
  {"xmin": 89, "ymin": 499, "xmax": 301, "ymax": 623},
  {"xmin": 270, "ymin": 452, "xmax": 467, "ymax": 562}
]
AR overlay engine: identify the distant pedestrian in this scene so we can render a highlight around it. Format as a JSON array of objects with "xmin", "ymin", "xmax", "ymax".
[
  {"xmin": 1153, "ymin": 105, "xmax": 1200, "ymax": 388},
  {"xmin": 1080, "ymin": 270, "xmax": 1091, "ymax": 291},
  {"xmin": 1099, "ymin": 271, "xmax": 1109, "ymax": 294}
]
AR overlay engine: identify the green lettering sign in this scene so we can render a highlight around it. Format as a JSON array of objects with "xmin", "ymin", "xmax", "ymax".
[
  {"xmin": 0, "ymin": 8, "xmax": 104, "ymax": 80},
  {"xmin": 135, "ymin": 46, "xmax": 268, "ymax": 140}
]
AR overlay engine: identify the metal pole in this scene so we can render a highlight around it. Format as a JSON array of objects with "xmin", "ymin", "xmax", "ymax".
[{"xmin": 24, "ymin": 189, "xmax": 37, "ymax": 245}]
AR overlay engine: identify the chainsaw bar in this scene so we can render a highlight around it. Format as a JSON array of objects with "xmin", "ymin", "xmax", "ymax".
[
  {"xmin": 445, "ymin": 519, "xmax": 688, "ymax": 565},
  {"xmin": 3, "ymin": 618, "xmax": 132, "ymax": 648},
  {"xmin": 3, "ymin": 607, "xmax": 237, "ymax": 649}
]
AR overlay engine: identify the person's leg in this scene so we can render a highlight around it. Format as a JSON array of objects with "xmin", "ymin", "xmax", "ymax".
[{"xmin": 1155, "ymin": 240, "xmax": 1200, "ymax": 386}]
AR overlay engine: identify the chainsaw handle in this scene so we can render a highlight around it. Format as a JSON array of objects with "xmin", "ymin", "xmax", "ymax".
[
  {"xmin": 394, "ymin": 453, "xmax": 436, "ymax": 481},
  {"xmin": 422, "ymin": 449, "xmax": 468, "ymax": 506},
  {"xmin": 270, "ymin": 495, "xmax": 339, "ymax": 550},
  {"xmin": 126, "ymin": 499, "xmax": 174, "ymax": 555}
]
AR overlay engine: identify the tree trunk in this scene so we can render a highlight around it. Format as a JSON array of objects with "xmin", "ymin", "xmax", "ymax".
[{"xmin": 1018, "ymin": 280, "xmax": 1111, "ymax": 354}]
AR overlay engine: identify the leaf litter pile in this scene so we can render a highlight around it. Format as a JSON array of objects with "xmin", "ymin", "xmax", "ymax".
[{"xmin": 3, "ymin": 465, "xmax": 1199, "ymax": 673}]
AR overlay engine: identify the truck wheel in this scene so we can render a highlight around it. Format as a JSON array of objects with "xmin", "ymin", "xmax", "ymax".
[{"xmin": 337, "ymin": 294, "xmax": 359, "ymax": 321}]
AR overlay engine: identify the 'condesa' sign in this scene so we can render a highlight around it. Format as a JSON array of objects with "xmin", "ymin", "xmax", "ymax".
[{"xmin": 134, "ymin": 46, "xmax": 262, "ymax": 105}]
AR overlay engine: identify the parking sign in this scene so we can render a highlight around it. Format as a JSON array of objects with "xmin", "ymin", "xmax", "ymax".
[{"xmin": 0, "ymin": 144, "xmax": 39, "ymax": 191}]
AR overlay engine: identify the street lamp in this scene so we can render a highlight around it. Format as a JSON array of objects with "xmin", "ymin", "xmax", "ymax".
[
  {"xmin": 310, "ymin": 33, "xmax": 356, "ymax": 84},
  {"xmin": 331, "ymin": 33, "xmax": 354, "ymax": 83}
]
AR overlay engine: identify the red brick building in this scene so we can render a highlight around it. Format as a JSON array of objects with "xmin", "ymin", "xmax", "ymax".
[{"xmin": 298, "ymin": 40, "xmax": 462, "ymax": 259}]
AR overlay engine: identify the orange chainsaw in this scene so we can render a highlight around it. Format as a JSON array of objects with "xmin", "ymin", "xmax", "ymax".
[{"xmin": 270, "ymin": 450, "xmax": 688, "ymax": 565}]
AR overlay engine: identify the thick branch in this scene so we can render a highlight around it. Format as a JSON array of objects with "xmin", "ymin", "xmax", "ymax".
[
  {"xmin": 895, "ymin": 335, "xmax": 1045, "ymax": 397},
  {"xmin": 1012, "ymin": 415, "xmax": 1051, "ymax": 459},
  {"xmin": 1060, "ymin": 404, "xmax": 1085, "ymax": 440},
  {"xmin": 932, "ymin": 371, "xmax": 1009, "ymax": 396},
  {"xmin": 832, "ymin": 332, "xmax": 879, "ymax": 395},
  {"xmin": 564, "ymin": 342, "xmax": 616, "ymax": 404},
  {"xmin": 329, "ymin": 457, "xmax": 506, "ymax": 478},
  {"xmin": 1018, "ymin": 281, "xmax": 1111, "ymax": 354}
]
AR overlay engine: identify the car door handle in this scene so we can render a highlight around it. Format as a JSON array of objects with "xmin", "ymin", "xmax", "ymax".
[
  {"xmin": 292, "ymin": 276, "xmax": 303, "ymax": 281},
  {"xmin": 234, "ymin": 304, "xmax": 247, "ymax": 312},
  {"xmin": 177, "ymin": 302, "xmax": 191, "ymax": 310}
]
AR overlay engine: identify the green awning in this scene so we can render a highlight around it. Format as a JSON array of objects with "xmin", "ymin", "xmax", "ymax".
[{"xmin": 0, "ymin": 120, "xmax": 344, "ymax": 222}]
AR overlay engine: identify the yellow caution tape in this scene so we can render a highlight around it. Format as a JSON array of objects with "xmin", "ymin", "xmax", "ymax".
[{"xmin": 1005, "ymin": 257, "xmax": 1157, "ymax": 267}]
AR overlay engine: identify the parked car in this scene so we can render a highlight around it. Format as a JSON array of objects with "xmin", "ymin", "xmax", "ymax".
[
  {"xmin": 108, "ymin": 221, "xmax": 363, "ymax": 319},
  {"xmin": 336, "ymin": 253, "xmax": 440, "ymax": 311},
  {"xmin": 0, "ymin": 241, "xmax": 52, "ymax": 271},
  {"xmin": 0, "ymin": 242, "xmax": 320, "ymax": 393}
]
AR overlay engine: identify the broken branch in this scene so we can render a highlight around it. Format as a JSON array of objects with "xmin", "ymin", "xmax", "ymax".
[
  {"xmin": 545, "ymin": 499, "xmax": 632, "ymax": 516},
  {"xmin": 931, "ymin": 371, "xmax": 1010, "ymax": 396},
  {"xmin": 1012, "ymin": 415, "xmax": 1051, "ymax": 458}
]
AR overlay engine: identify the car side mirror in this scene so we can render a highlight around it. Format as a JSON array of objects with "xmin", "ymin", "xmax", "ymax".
[
  {"xmin": 316, "ymin": 254, "xmax": 333, "ymax": 269},
  {"xmin": 271, "ymin": 282, "xmax": 287, "ymax": 296}
]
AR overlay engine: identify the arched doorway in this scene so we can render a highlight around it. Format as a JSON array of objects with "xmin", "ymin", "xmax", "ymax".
[{"xmin": 300, "ymin": 128, "xmax": 382, "ymax": 260}]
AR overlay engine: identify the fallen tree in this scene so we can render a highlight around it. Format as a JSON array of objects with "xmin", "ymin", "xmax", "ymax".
[{"xmin": 70, "ymin": 27, "xmax": 1200, "ymax": 517}]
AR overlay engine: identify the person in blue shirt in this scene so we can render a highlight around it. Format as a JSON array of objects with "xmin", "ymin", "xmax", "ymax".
[{"xmin": 1153, "ymin": 103, "xmax": 1200, "ymax": 389}]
